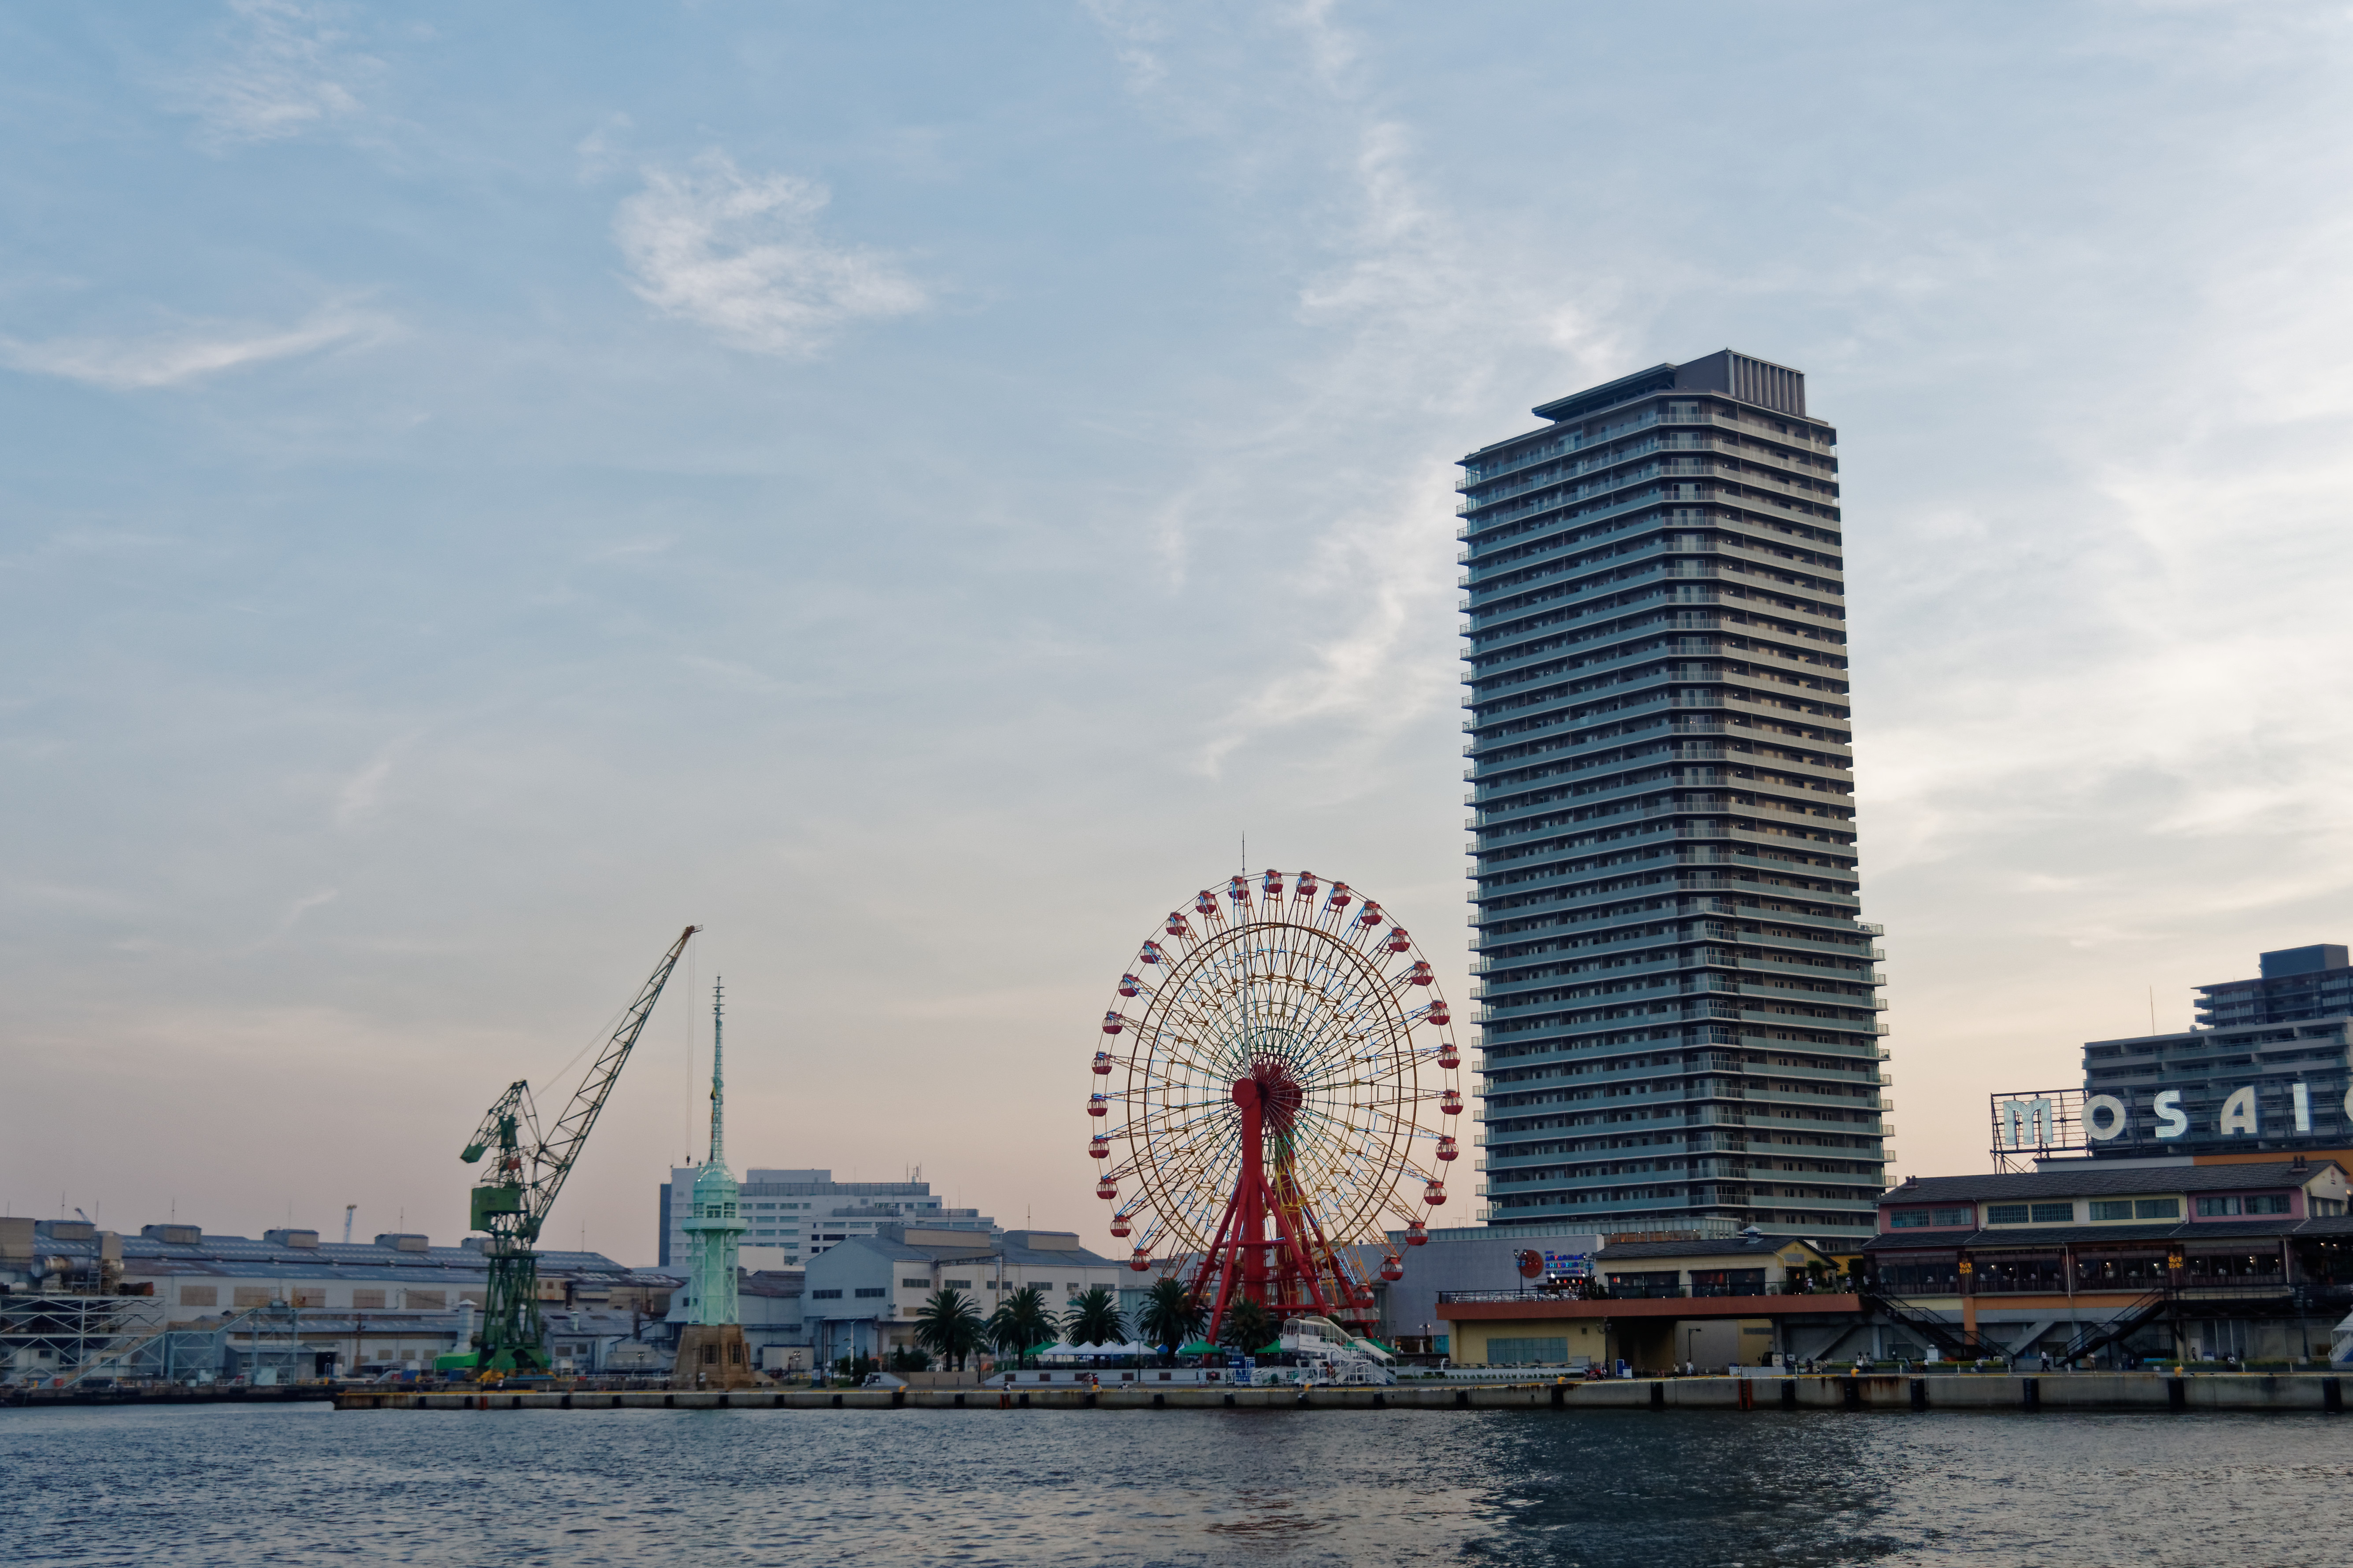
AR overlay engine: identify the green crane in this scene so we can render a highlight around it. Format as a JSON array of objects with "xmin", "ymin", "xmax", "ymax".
[{"xmin": 457, "ymin": 924, "xmax": 699, "ymax": 1379}]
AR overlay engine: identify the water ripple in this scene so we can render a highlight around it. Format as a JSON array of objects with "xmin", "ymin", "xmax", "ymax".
[{"xmin": 1, "ymin": 1402, "xmax": 2338, "ymax": 1566}]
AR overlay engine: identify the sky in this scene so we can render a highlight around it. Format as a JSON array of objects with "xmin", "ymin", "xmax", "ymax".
[{"xmin": 6, "ymin": 2, "xmax": 2353, "ymax": 1265}]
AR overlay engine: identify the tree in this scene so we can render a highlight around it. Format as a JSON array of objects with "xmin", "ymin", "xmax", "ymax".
[
  {"xmin": 1138, "ymin": 1276, "xmax": 1205, "ymax": 1357},
  {"xmin": 914, "ymin": 1287, "xmax": 986, "ymax": 1371},
  {"xmin": 1066, "ymin": 1285, "xmax": 1127, "ymax": 1347},
  {"xmin": 1218, "ymin": 1298, "xmax": 1276, "ymax": 1355},
  {"xmin": 887, "ymin": 1346, "xmax": 932, "ymax": 1373},
  {"xmin": 986, "ymin": 1285, "xmax": 1061, "ymax": 1369}
]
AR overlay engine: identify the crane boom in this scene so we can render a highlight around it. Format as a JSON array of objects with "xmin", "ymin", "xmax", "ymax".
[
  {"xmin": 457, "ymin": 924, "xmax": 699, "ymax": 1378},
  {"xmin": 526, "ymin": 925, "xmax": 697, "ymax": 1235}
]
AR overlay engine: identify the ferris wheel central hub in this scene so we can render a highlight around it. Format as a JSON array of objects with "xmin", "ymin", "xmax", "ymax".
[
  {"xmin": 1232, "ymin": 1061, "xmax": 1304, "ymax": 1133},
  {"xmin": 1087, "ymin": 868, "xmax": 1461, "ymax": 1346}
]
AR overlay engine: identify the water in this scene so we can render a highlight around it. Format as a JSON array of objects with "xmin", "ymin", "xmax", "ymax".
[{"xmin": 4, "ymin": 1402, "xmax": 2345, "ymax": 1566}]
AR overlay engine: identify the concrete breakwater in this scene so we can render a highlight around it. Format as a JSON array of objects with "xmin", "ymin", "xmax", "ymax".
[{"xmin": 338, "ymin": 1371, "xmax": 2349, "ymax": 1415}]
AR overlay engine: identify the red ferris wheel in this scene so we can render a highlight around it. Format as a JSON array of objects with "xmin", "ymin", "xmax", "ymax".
[{"xmin": 1089, "ymin": 868, "xmax": 1462, "ymax": 1339}]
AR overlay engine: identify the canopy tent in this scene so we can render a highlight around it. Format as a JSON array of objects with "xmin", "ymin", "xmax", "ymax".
[{"xmin": 1038, "ymin": 1339, "xmax": 1160, "ymax": 1361}]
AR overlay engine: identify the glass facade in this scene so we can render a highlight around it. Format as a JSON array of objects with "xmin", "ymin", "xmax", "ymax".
[{"xmin": 1457, "ymin": 350, "xmax": 1888, "ymax": 1239}]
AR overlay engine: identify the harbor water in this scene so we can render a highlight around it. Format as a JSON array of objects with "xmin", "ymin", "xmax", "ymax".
[{"xmin": 4, "ymin": 1402, "xmax": 2344, "ymax": 1566}]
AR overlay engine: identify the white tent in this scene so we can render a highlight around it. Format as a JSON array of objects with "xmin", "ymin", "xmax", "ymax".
[
  {"xmin": 2330, "ymin": 1309, "xmax": 2353, "ymax": 1366},
  {"xmin": 1039, "ymin": 1339, "xmax": 1160, "ymax": 1361}
]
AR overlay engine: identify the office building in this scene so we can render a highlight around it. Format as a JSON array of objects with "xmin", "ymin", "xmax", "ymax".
[
  {"xmin": 657, "ymin": 1168, "xmax": 996, "ymax": 1270},
  {"xmin": 1457, "ymin": 350, "xmax": 1889, "ymax": 1239}
]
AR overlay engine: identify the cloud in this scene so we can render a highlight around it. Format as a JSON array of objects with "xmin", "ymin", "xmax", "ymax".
[
  {"xmin": 1093, "ymin": 7, "xmax": 1626, "ymax": 784},
  {"xmin": 177, "ymin": 0, "xmax": 375, "ymax": 150},
  {"xmin": 613, "ymin": 152, "xmax": 927, "ymax": 357},
  {"xmin": 0, "ymin": 306, "xmax": 394, "ymax": 390}
]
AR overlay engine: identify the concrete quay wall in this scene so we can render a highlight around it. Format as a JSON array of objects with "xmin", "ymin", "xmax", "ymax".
[{"xmin": 337, "ymin": 1372, "xmax": 2348, "ymax": 1415}]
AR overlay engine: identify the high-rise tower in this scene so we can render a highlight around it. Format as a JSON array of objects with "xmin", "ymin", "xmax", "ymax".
[
  {"xmin": 672, "ymin": 976, "xmax": 754, "ymax": 1387},
  {"xmin": 1456, "ymin": 351, "xmax": 1888, "ymax": 1241}
]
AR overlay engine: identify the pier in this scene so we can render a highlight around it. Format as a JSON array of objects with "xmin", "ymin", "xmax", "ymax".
[{"xmin": 336, "ymin": 1371, "xmax": 2347, "ymax": 1414}]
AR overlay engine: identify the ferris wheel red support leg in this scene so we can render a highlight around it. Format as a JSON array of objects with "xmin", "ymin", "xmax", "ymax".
[{"xmin": 1190, "ymin": 1072, "xmax": 1339, "ymax": 1345}]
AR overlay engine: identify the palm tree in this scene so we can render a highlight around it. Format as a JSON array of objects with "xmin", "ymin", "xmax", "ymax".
[
  {"xmin": 914, "ymin": 1287, "xmax": 986, "ymax": 1371},
  {"xmin": 1066, "ymin": 1285, "xmax": 1126, "ymax": 1347},
  {"xmin": 1138, "ymin": 1276, "xmax": 1205, "ymax": 1357},
  {"xmin": 986, "ymin": 1285, "xmax": 1061, "ymax": 1369},
  {"xmin": 1218, "ymin": 1298, "xmax": 1276, "ymax": 1355}
]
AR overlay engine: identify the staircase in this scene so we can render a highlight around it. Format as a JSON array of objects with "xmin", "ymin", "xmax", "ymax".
[
  {"xmin": 2053, "ymin": 1289, "xmax": 2171, "ymax": 1365},
  {"xmin": 1858, "ymin": 1287, "xmax": 1994, "ymax": 1359}
]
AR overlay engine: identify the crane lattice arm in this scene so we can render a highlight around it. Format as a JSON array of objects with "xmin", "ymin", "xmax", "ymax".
[
  {"xmin": 456, "ymin": 923, "xmax": 699, "ymax": 1377},
  {"xmin": 522, "ymin": 923, "xmax": 699, "ymax": 1237}
]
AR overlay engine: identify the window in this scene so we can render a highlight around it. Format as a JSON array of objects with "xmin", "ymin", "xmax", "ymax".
[
  {"xmin": 2090, "ymin": 1201, "xmax": 2135, "ymax": 1221},
  {"xmin": 1985, "ymin": 1205, "xmax": 2030, "ymax": 1225},
  {"xmin": 945, "ymin": 1279, "xmax": 971, "ymax": 1289},
  {"xmin": 178, "ymin": 1285, "xmax": 217, "ymax": 1307},
  {"xmin": 405, "ymin": 1289, "xmax": 446, "ymax": 1309},
  {"xmin": 2135, "ymin": 1198, "xmax": 2179, "ymax": 1220},
  {"xmin": 2198, "ymin": 1194, "xmax": 2290, "ymax": 1217},
  {"xmin": 1890, "ymin": 1210, "xmax": 1932, "ymax": 1228},
  {"xmin": 902, "ymin": 1278, "xmax": 931, "ymax": 1289},
  {"xmin": 854, "ymin": 1287, "xmax": 885, "ymax": 1299},
  {"xmin": 810, "ymin": 1289, "xmax": 842, "ymax": 1299},
  {"xmin": 233, "ymin": 1287, "xmax": 274, "ymax": 1308},
  {"xmin": 351, "ymin": 1290, "xmax": 386, "ymax": 1310},
  {"xmin": 2030, "ymin": 1202, "xmax": 2073, "ymax": 1224},
  {"xmin": 1931, "ymin": 1207, "xmax": 1972, "ymax": 1227},
  {"xmin": 1487, "ymin": 1336, "xmax": 1570, "ymax": 1365}
]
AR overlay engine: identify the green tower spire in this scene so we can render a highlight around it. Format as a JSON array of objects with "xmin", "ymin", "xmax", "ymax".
[{"xmin": 681, "ymin": 977, "xmax": 744, "ymax": 1325}]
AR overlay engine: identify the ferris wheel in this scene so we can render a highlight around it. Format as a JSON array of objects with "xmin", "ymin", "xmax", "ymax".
[{"xmin": 1088, "ymin": 868, "xmax": 1462, "ymax": 1336}]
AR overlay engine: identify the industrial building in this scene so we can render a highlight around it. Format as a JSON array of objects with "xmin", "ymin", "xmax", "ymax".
[
  {"xmin": 1457, "ymin": 351, "xmax": 1889, "ymax": 1240},
  {"xmin": 657, "ymin": 1168, "xmax": 997, "ymax": 1270},
  {"xmin": 0, "ymin": 1217, "xmax": 674, "ymax": 1384}
]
